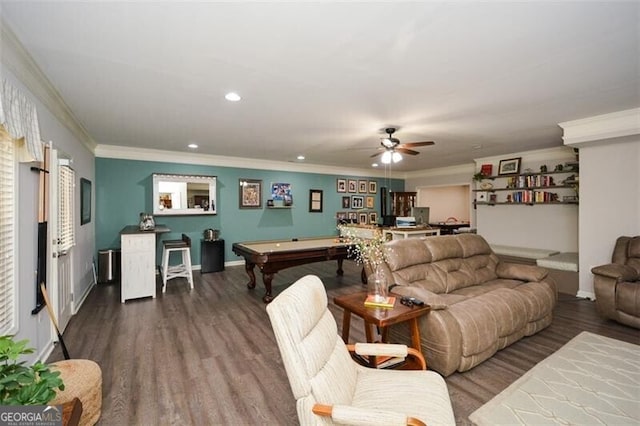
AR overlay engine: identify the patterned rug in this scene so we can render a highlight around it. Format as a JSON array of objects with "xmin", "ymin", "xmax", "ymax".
[{"xmin": 469, "ymin": 331, "xmax": 640, "ymax": 425}]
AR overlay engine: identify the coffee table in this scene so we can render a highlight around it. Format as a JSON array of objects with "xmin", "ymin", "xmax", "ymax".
[{"xmin": 333, "ymin": 291, "xmax": 431, "ymax": 368}]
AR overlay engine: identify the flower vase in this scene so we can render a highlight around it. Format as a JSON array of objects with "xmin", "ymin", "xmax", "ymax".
[{"xmin": 367, "ymin": 267, "xmax": 388, "ymax": 303}]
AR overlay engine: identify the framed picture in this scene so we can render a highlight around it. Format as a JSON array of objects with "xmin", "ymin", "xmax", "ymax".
[
  {"xmin": 80, "ymin": 178, "xmax": 91, "ymax": 225},
  {"xmin": 348, "ymin": 179, "xmax": 357, "ymax": 193},
  {"xmin": 309, "ymin": 189, "xmax": 323, "ymax": 212},
  {"xmin": 369, "ymin": 212, "xmax": 378, "ymax": 224},
  {"xmin": 271, "ymin": 182, "xmax": 293, "ymax": 206},
  {"xmin": 358, "ymin": 212, "xmax": 368, "ymax": 224},
  {"xmin": 498, "ymin": 157, "xmax": 522, "ymax": 175},
  {"xmin": 336, "ymin": 178, "xmax": 347, "ymax": 193},
  {"xmin": 336, "ymin": 211, "xmax": 347, "ymax": 224},
  {"xmin": 358, "ymin": 180, "xmax": 368, "ymax": 193},
  {"xmin": 239, "ymin": 179, "xmax": 262, "ymax": 208},
  {"xmin": 368, "ymin": 180, "xmax": 377, "ymax": 194},
  {"xmin": 351, "ymin": 195, "xmax": 364, "ymax": 209},
  {"xmin": 348, "ymin": 211, "xmax": 358, "ymax": 222},
  {"xmin": 342, "ymin": 196, "xmax": 351, "ymax": 209},
  {"xmin": 366, "ymin": 196, "xmax": 375, "ymax": 209},
  {"xmin": 477, "ymin": 192, "xmax": 487, "ymax": 202}
]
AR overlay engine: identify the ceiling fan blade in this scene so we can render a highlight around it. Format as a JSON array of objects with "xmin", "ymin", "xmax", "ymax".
[
  {"xmin": 370, "ymin": 151, "xmax": 384, "ymax": 158},
  {"xmin": 395, "ymin": 148, "xmax": 420, "ymax": 156},
  {"xmin": 398, "ymin": 141, "xmax": 435, "ymax": 148}
]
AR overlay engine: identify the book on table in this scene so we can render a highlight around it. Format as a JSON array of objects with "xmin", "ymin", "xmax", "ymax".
[{"xmin": 363, "ymin": 295, "xmax": 396, "ymax": 308}]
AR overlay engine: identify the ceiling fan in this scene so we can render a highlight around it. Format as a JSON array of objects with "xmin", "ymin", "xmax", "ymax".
[{"xmin": 370, "ymin": 127, "xmax": 435, "ymax": 164}]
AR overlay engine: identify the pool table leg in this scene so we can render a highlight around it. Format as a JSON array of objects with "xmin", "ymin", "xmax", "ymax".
[
  {"xmin": 336, "ymin": 258, "xmax": 344, "ymax": 276},
  {"xmin": 244, "ymin": 262, "xmax": 257, "ymax": 289},
  {"xmin": 262, "ymin": 272, "xmax": 275, "ymax": 303}
]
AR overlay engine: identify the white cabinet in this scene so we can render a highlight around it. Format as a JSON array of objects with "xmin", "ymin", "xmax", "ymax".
[{"xmin": 120, "ymin": 228, "xmax": 157, "ymax": 303}]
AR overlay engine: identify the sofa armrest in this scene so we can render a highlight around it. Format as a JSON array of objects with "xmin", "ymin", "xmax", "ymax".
[
  {"xmin": 591, "ymin": 263, "xmax": 638, "ymax": 282},
  {"xmin": 389, "ymin": 285, "xmax": 448, "ymax": 310},
  {"xmin": 496, "ymin": 262, "xmax": 549, "ymax": 282}
]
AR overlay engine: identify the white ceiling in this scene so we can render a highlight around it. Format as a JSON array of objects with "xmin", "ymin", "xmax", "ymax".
[{"xmin": 1, "ymin": 1, "xmax": 638, "ymax": 172}]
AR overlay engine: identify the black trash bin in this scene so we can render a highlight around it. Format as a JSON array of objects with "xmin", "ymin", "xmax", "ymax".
[{"xmin": 98, "ymin": 248, "xmax": 121, "ymax": 284}]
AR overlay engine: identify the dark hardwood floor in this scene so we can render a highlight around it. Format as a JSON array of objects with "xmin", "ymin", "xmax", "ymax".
[{"xmin": 48, "ymin": 260, "xmax": 639, "ymax": 425}]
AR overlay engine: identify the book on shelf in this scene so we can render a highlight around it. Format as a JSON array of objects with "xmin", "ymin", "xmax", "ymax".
[{"xmin": 364, "ymin": 295, "xmax": 396, "ymax": 308}]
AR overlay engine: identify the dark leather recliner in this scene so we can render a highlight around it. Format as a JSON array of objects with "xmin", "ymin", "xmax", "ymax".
[{"xmin": 591, "ymin": 236, "xmax": 640, "ymax": 328}]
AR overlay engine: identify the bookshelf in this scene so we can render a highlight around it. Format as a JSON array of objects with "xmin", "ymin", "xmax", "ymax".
[{"xmin": 474, "ymin": 162, "xmax": 578, "ymax": 206}]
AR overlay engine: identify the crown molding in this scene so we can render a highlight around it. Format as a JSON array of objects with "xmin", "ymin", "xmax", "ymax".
[
  {"xmin": 474, "ymin": 146, "xmax": 575, "ymax": 167},
  {"xmin": 0, "ymin": 19, "xmax": 97, "ymax": 152},
  {"xmin": 94, "ymin": 144, "xmax": 392, "ymax": 178},
  {"xmin": 559, "ymin": 108, "xmax": 640, "ymax": 146}
]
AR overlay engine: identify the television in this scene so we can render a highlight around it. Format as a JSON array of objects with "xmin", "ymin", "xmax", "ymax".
[{"xmin": 411, "ymin": 207, "xmax": 430, "ymax": 226}]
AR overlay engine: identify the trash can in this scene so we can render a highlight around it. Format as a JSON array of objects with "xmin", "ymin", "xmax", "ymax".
[{"xmin": 98, "ymin": 248, "xmax": 121, "ymax": 284}]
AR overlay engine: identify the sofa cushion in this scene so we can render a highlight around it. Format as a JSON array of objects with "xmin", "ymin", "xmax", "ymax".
[
  {"xmin": 391, "ymin": 263, "xmax": 448, "ymax": 294},
  {"xmin": 449, "ymin": 278, "xmax": 520, "ymax": 298},
  {"xmin": 425, "ymin": 236, "xmax": 463, "ymax": 261},
  {"xmin": 457, "ymin": 234, "xmax": 493, "ymax": 258},
  {"xmin": 464, "ymin": 254, "xmax": 499, "ymax": 285},
  {"xmin": 626, "ymin": 236, "xmax": 640, "ymax": 274},
  {"xmin": 385, "ymin": 239, "xmax": 431, "ymax": 271},
  {"xmin": 431, "ymin": 258, "xmax": 476, "ymax": 293}
]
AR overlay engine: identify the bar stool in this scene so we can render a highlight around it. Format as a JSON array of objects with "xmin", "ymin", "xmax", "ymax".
[{"xmin": 161, "ymin": 234, "xmax": 194, "ymax": 293}]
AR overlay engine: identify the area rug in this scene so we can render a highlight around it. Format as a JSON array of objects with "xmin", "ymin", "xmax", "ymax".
[{"xmin": 469, "ymin": 331, "xmax": 640, "ymax": 425}]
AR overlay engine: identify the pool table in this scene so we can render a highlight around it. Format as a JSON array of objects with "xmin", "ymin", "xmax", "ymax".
[{"xmin": 232, "ymin": 237, "xmax": 351, "ymax": 303}]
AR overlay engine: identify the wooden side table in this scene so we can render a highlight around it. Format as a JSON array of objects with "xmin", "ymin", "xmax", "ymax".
[{"xmin": 333, "ymin": 291, "xmax": 431, "ymax": 367}]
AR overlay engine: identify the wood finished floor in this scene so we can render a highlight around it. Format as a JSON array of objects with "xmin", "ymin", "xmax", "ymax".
[{"xmin": 48, "ymin": 260, "xmax": 640, "ymax": 425}]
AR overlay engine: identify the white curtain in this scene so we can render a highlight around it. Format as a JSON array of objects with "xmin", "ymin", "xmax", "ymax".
[{"xmin": 0, "ymin": 78, "xmax": 44, "ymax": 162}]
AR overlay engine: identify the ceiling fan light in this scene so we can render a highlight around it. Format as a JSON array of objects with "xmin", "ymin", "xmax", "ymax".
[
  {"xmin": 392, "ymin": 152, "xmax": 402, "ymax": 163},
  {"xmin": 381, "ymin": 151, "xmax": 392, "ymax": 164}
]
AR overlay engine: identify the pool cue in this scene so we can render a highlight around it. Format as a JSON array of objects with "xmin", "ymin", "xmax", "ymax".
[{"xmin": 40, "ymin": 283, "xmax": 71, "ymax": 360}]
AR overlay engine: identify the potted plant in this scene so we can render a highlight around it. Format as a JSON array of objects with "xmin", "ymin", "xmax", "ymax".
[
  {"xmin": 0, "ymin": 335, "xmax": 64, "ymax": 405},
  {"xmin": 473, "ymin": 172, "xmax": 487, "ymax": 182}
]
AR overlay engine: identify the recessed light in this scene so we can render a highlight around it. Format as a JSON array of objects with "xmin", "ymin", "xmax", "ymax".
[
  {"xmin": 297, "ymin": 155, "xmax": 305, "ymax": 160},
  {"xmin": 225, "ymin": 92, "xmax": 241, "ymax": 101},
  {"xmin": 372, "ymin": 163, "xmax": 379, "ymax": 167},
  {"xmin": 187, "ymin": 143, "xmax": 198, "ymax": 149}
]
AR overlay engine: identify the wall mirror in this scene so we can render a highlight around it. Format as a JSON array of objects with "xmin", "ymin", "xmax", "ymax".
[{"xmin": 153, "ymin": 173, "xmax": 217, "ymax": 215}]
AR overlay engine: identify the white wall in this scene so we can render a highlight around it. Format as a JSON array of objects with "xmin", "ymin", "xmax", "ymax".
[
  {"xmin": 417, "ymin": 185, "xmax": 470, "ymax": 223},
  {"xmin": 2, "ymin": 47, "xmax": 96, "ymax": 361},
  {"xmin": 405, "ymin": 148, "xmax": 578, "ymax": 251},
  {"xmin": 577, "ymin": 139, "xmax": 639, "ymax": 297}
]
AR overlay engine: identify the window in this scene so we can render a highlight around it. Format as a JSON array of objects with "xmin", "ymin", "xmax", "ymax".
[
  {"xmin": 0, "ymin": 129, "xmax": 16, "ymax": 334},
  {"xmin": 58, "ymin": 163, "xmax": 75, "ymax": 252}
]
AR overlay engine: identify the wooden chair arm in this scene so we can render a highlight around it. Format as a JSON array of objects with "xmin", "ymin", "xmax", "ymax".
[
  {"xmin": 347, "ymin": 344, "xmax": 427, "ymax": 370},
  {"xmin": 312, "ymin": 403, "xmax": 426, "ymax": 426}
]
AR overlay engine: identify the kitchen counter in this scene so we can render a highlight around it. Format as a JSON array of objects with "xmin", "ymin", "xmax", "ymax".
[{"xmin": 119, "ymin": 224, "xmax": 170, "ymax": 235}]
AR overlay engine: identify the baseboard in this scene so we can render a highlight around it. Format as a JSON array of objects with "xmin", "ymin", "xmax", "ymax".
[
  {"xmin": 576, "ymin": 290, "xmax": 595, "ymax": 300},
  {"xmin": 73, "ymin": 281, "xmax": 96, "ymax": 314}
]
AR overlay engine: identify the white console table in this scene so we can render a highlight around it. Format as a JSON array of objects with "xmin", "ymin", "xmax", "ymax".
[
  {"xmin": 120, "ymin": 225, "xmax": 169, "ymax": 303},
  {"xmin": 383, "ymin": 227, "xmax": 440, "ymax": 240}
]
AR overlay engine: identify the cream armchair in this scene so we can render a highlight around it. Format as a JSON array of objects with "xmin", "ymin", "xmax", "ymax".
[{"xmin": 266, "ymin": 275, "xmax": 455, "ymax": 426}]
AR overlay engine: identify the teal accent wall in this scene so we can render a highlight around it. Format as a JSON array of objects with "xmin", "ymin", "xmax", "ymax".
[{"xmin": 95, "ymin": 158, "xmax": 404, "ymax": 265}]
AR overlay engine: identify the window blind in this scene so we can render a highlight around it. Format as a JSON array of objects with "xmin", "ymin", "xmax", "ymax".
[
  {"xmin": 58, "ymin": 164, "xmax": 75, "ymax": 252},
  {"xmin": 0, "ymin": 133, "xmax": 16, "ymax": 334}
]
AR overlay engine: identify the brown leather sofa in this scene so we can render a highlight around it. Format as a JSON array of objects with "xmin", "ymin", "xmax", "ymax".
[
  {"xmin": 591, "ymin": 236, "xmax": 640, "ymax": 329},
  {"xmin": 377, "ymin": 234, "xmax": 557, "ymax": 377}
]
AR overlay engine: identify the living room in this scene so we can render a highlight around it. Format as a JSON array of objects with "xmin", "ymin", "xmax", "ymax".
[{"xmin": 1, "ymin": 2, "xmax": 639, "ymax": 424}]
